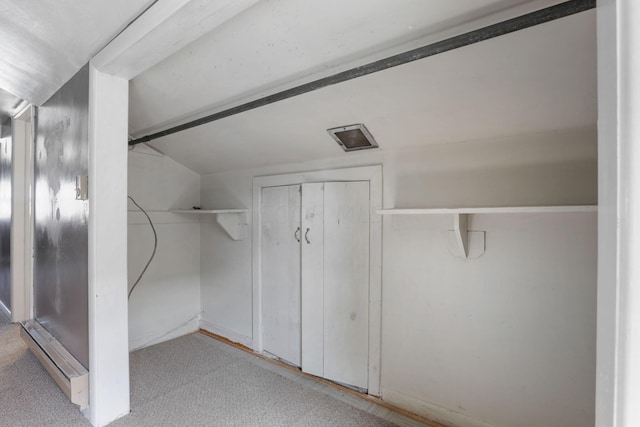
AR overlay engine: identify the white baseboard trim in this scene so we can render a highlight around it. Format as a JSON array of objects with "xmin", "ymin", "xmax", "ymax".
[
  {"xmin": 129, "ymin": 316, "xmax": 200, "ymax": 351},
  {"xmin": 199, "ymin": 319, "xmax": 253, "ymax": 349},
  {"xmin": 381, "ymin": 387, "xmax": 496, "ymax": 427}
]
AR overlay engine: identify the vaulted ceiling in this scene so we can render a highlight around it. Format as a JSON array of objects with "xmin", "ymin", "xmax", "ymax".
[{"xmin": 0, "ymin": 0, "xmax": 152, "ymax": 106}]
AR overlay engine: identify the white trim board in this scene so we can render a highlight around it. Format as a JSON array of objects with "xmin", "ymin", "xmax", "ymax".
[
  {"xmin": 10, "ymin": 112, "xmax": 34, "ymax": 323},
  {"xmin": 252, "ymin": 165, "xmax": 383, "ymax": 396}
]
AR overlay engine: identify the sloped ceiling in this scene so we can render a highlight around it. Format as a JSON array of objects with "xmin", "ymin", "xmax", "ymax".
[
  {"xmin": 131, "ymin": 4, "xmax": 596, "ymax": 175},
  {"xmin": 0, "ymin": 0, "xmax": 595, "ymax": 176},
  {"xmin": 130, "ymin": 0, "xmax": 565, "ymax": 136},
  {"xmin": 0, "ymin": 0, "xmax": 152, "ymax": 105}
]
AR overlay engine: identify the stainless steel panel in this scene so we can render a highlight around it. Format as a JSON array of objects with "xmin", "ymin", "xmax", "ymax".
[
  {"xmin": 34, "ymin": 65, "xmax": 89, "ymax": 368},
  {"xmin": 0, "ymin": 119, "xmax": 11, "ymax": 311}
]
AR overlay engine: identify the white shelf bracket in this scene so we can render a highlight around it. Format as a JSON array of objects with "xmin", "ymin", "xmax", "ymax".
[
  {"xmin": 453, "ymin": 213, "xmax": 469, "ymax": 258},
  {"xmin": 448, "ymin": 214, "xmax": 486, "ymax": 259},
  {"xmin": 216, "ymin": 212, "xmax": 248, "ymax": 241}
]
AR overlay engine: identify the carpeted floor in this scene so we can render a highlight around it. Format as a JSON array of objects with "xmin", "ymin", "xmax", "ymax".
[{"xmin": 0, "ymin": 312, "xmax": 429, "ymax": 426}]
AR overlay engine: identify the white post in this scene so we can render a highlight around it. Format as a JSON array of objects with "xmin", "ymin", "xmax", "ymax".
[
  {"xmin": 10, "ymin": 115, "xmax": 31, "ymax": 322},
  {"xmin": 85, "ymin": 63, "xmax": 130, "ymax": 426},
  {"xmin": 596, "ymin": 0, "xmax": 640, "ymax": 425}
]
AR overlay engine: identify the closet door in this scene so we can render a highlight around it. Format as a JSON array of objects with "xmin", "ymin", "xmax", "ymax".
[
  {"xmin": 322, "ymin": 181, "xmax": 370, "ymax": 389},
  {"xmin": 261, "ymin": 185, "xmax": 301, "ymax": 365},
  {"xmin": 301, "ymin": 183, "xmax": 324, "ymax": 377}
]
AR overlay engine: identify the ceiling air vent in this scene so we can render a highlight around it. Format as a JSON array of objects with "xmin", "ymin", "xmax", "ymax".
[{"xmin": 327, "ymin": 124, "xmax": 378, "ymax": 152}]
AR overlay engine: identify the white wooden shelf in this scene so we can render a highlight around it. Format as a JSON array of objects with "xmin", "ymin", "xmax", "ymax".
[
  {"xmin": 377, "ymin": 205, "xmax": 597, "ymax": 259},
  {"xmin": 170, "ymin": 209, "xmax": 248, "ymax": 240},
  {"xmin": 377, "ymin": 205, "xmax": 597, "ymax": 215},
  {"xmin": 169, "ymin": 209, "xmax": 248, "ymax": 214}
]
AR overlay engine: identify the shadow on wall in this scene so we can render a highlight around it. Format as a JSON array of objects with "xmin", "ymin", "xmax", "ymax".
[{"xmin": 395, "ymin": 159, "xmax": 597, "ymax": 208}]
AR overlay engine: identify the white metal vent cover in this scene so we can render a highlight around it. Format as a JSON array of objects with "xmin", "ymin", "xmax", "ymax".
[{"xmin": 327, "ymin": 124, "xmax": 379, "ymax": 152}]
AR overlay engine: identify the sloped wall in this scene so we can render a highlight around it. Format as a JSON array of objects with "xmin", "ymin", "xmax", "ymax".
[{"xmin": 127, "ymin": 147, "xmax": 201, "ymax": 350}]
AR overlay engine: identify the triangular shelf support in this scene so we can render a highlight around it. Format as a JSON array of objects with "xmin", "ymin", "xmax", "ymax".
[
  {"xmin": 216, "ymin": 211, "xmax": 248, "ymax": 241},
  {"xmin": 448, "ymin": 213, "xmax": 485, "ymax": 259}
]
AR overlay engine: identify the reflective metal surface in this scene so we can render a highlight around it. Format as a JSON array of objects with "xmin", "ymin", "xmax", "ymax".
[
  {"xmin": 0, "ymin": 119, "xmax": 11, "ymax": 311},
  {"xmin": 34, "ymin": 65, "xmax": 89, "ymax": 368}
]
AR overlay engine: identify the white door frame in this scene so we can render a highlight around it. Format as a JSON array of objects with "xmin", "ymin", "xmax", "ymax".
[
  {"xmin": 252, "ymin": 165, "xmax": 383, "ymax": 396},
  {"xmin": 9, "ymin": 106, "xmax": 34, "ymax": 323}
]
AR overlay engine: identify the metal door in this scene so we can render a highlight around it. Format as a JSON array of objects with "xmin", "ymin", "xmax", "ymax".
[
  {"xmin": 33, "ymin": 65, "xmax": 89, "ymax": 368},
  {"xmin": 0, "ymin": 119, "xmax": 11, "ymax": 312}
]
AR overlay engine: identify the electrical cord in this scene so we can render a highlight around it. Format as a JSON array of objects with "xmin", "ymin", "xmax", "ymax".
[{"xmin": 128, "ymin": 195, "xmax": 158, "ymax": 299}]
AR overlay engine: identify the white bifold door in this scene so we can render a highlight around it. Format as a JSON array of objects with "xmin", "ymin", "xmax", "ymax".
[{"xmin": 261, "ymin": 181, "xmax": 370, "ymax": 390}]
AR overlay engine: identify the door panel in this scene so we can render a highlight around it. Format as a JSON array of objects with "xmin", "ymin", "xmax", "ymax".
[
  {"xmin": 33, "ymin": 65, "xmax": 89, "ymax": 368},
  {"xmin": 261, "ymin": 185, "xmax": 301, "ymax": 365},
  {"xmin": 301, "ymin": 183, "xmax": 324, "ymax": 377},
  {"xmin": 323, "ymin": 181, "xmax": 370, "ymax": 389}
]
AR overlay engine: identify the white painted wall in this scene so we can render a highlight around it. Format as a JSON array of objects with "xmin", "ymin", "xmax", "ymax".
[
  {"xmin": 127, "ymin": 145, "xmax": 201, "ymax": 350},
  {"xmin": 87, "ymin": 64, "xmax": 130, "ymax": 427},
  {"xmin": 199, "ymin": 126, "xmax": 597, "ymax": 427},
  {"xmin": 10, "ymin": 116, "xmax": 32, "ymax": 322}
]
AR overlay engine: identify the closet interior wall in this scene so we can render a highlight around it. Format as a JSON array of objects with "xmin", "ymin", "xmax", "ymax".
[{"xmin": 198, "ymin": 126, "xmax": 597, "ymax": 427}]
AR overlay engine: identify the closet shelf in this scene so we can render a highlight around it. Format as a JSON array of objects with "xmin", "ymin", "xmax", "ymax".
[
  {"xmin": 169, "ymin": 209, "xmax": 248, "ymax": 214},
  {"xmin": 170, "ymin": 209, "xmax": 248, "ymax": 240},
  {"xmin": 376, "ymin": 205, "xmax": 597, "ymax": 215},
  {"xmin": 377, "ymin": 205, "xmax": 597, "ymax": 260}
]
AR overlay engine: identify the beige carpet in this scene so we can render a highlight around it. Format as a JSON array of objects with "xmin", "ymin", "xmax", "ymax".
[
  {"xmin": 0, "ymin": 310, "xmax": 91, "ymax": 426},
  {"xmin": 1, "ymin": 312, "xmax": 427, "ymax": 426}
]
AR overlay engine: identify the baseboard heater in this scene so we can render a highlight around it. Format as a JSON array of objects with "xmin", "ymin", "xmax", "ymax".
[{"xmin": 20, "ymin": 320, "xmax": 89, "ymax": 408}]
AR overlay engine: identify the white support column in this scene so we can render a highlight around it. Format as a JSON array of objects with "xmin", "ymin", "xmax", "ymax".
[
  {"xmin": 10, "ymin": 115, "xmax": 32, "ymax": 322},
  {"xmin": 596, "ymin": 1, "xmax": 640, "ymax": 426},
  {"xmin": 85, "ymin": 63, "xmax": 130, "ymax": 426}
]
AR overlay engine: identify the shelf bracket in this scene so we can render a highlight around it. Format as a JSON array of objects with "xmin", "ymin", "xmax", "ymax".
[
  {"xmin": 216, "ymin": 212, "xmax": 248, "ymax": 241},
  {"xmin": 448, "ymin": 214, "xmax": 485, "ymax": 259},
  {"xmin": 453, "ymin": 214, "xmax": 469, "ymax": 258}
]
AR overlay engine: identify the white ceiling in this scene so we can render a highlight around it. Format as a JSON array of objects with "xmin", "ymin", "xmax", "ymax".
[
  {"xmin": 129, "ymin": 0, "xmax": 566, "ymax": 136},
  {"xmin": 0, "ymin": 0, "xmax": 595, "ymax": 176},
  {"xmin": 140, "ymin": 8, "xmax": 596, "ymax": 175},
  {"xmin": 0, "ymin": 0, "xmax": 152, "ymax": 105}
]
